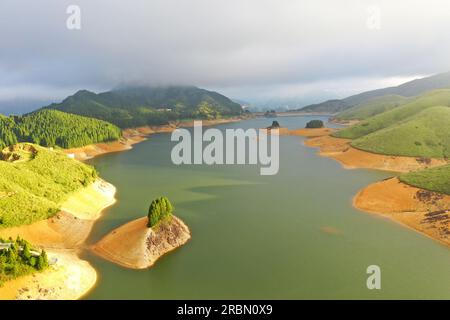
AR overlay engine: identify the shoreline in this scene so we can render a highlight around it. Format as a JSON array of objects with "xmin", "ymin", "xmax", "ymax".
[
  {"xmin": 353, "ymin": 178, "xmax": 450, "ymax": 247},
  {"xmin": 0, "ymin": 179, "xmax": 117, "ymax": 300},
  {"xmin": 291, "ymin": 128, "xmax": 448, "ymax": 172},
  {"xmin": 65, "ymin": 117, "xmax": 243, "ymax": 161},
  {"xmin": 294, "ymin": 127, "xmax": 450, "ymax": 248}
]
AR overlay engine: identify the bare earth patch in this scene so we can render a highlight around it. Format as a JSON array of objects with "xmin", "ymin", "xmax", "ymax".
[
  {"xmin": 289, "ymin": 127, "xmax": 337, "ymax": 137},
  {"xmin": 354, "ymin": 178, "xmax": 450, "ymax": 247},
  {"xmin": 299, "ymin": 133, "xmax": 447, "ymax": 172}
]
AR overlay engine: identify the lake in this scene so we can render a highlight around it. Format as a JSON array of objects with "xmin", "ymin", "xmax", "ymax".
[{"xmin": 83, "ymin": 116, "xmax": 450, "ymax": 299}]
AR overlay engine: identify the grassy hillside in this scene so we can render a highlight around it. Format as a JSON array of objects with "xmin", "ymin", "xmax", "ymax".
[
  {"xmin": 351, "ymin": 106, "xmax": 450, "ymax": 158},
  {"xmin": 335, "ymin": 95, "xmax": 410, "ymax": 120},
  {"xmin": 400, "ymin": 164, "xmax": 450, "ymax": 195},
  {"xmin": 0, "ymin": 144, "xmax": 97, "ymax": 227},
  {"xmin": 0, "ymin": 109, "xmax": 122, "ymax": 149},
  {"xmin": 333, "ymin": 89, "xmax": 450, "ymax": 139},
  {"xmin": 46, "ymin": 86, "xmax": 243, "ymax": 128},
  {"xmin": 298, "ymin": 99, "xmax": 349, "ymax": 113},
  {"xmin": 300, "ymin": 71, "xmax": 450, "ymax": 113}
]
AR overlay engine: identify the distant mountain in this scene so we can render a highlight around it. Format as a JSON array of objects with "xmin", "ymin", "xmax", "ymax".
[
  {"xmin": 334, "ymin": 95, "xmax": 411, "ymax": 121},
  {"xmin": 300, "ymin": 71, "xmax": 450, "ymax": 113},
  {"xmin": 45, "ymin": 86, "xmax": 243, "ymax": 128},
  {"xmin": 232, "ymin": 99, "xmax": 252, "ymax": 107},
  {"xmin": 298, "ymin": 99, "xmax": 348, "ymax": 113}
]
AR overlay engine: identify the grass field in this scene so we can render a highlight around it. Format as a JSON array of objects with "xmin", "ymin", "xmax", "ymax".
[
  {"xmin": 0, "ymin": 144, "xmax": 97, "ymax": 227},
  {"xmin": 333, "ymin": 89, "xmax": 450, "ymax": 139},
  {"xmin": 400, "ymin": 164, "xmax": 450, "ymax": 195},
  {"xmin": 351, "ymin": 106, "xmax": 450, "ymax": 158},
  {"xmin": 335, "ymin": 95, "xmax": 410, "ymax": 121}
]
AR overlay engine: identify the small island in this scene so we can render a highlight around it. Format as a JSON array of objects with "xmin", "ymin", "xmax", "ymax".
[
  {"xmin": 264, "ymin": 110, "xmax": 277, "ymax": 118},
  {"xmin": 305, "ymin": 119, "xmax": 324, "ymax": 128},
  {"xmin": 92, "ymin": 197, "xmax": 191, "ymax": 269},
  {"xmin": 266, "ymin": 120, "xmax": 280, "ymax": 129},
  {"xmin": 263, "ymin": 120, "xmax": 290, "ymax": 135}
]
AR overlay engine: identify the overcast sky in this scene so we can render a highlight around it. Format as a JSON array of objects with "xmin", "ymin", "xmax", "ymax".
[{"xmin": 1, "ymin": 0, "xmax": 450, "ymax": 112}]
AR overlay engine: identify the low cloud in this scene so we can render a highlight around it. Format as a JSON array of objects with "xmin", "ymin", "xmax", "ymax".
[{"xmin": 0, "ymin": 0, "xmax": 449, "ymax": 110}]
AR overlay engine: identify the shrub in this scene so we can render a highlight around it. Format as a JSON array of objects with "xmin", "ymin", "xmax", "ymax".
[
  {"xmin": 267, "ymin": 121, "xmax": 280, "ymax": 129},
  {"xmin": 305, "ymin": 120, "xmax": 324, "ymax": 128}
]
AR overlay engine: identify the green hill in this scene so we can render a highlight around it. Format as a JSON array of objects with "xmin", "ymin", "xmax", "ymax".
[
  {"xmin": 0, "ymin": 144, "xmax": 97, "ymax": 227},
  {"xmin": 300, "ymin": 71, "xmax": 450, "ymax": 113},
  {"xmin": 351, "ymin": 106, "xmax": 450, "ymax": 158},
  {"xmin": 400, "ymin": 164, "xmax": 450, "ymax": 195},
  {"xmin": 0, "ymin": 109, "xmax": 122, "ymax": 149},
  {"xmin": 45, "ymin": 86, "xmax": 243, "ymax": 128},
  {"xmin": 298, "ymin": 99, "xmax": 349, "ymax": 113},
  {"xmin": 333, "ymin": 89, "xmax": 450, "ymax": 139},
  {"xmin": 335, "ymin": 95, "xmax": 410, "ymax": 121}
]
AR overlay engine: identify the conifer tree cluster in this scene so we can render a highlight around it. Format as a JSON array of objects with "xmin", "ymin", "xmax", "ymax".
[
  {"xmin": 0, "ymin": 109, "xmax": 122, "ymax": 149},
  {"xmin": 0, "ymin": 237, "xmax": 49, "ymax": 285},
  {"xmin": 147, "ymin": 197, "xmax": 174, "ymax": 228}
]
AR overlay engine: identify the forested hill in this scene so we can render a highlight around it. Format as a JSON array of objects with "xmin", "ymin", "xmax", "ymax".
[
  {"xmin": 0, "ymin": 109, "xmax": 121, "ymax": 149},
  {"xmin": 44, "ymin": 85, "xmax": 243, "ymax": 128}
]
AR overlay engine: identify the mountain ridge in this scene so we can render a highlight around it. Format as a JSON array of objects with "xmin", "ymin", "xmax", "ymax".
[
  {"xmin": 299, "ymin": 71, "xmax": 450, "ymax": 113},
  {"xmin": 45, "ymin": 85, "xmax": 243, "ymax": 128}
]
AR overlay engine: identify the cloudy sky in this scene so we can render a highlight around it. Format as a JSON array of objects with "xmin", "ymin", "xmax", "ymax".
[{"xmin": 1, "ymin": 0, "xmax": 450, "ymax": 112}]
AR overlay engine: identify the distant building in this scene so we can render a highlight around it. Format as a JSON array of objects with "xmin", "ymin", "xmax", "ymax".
[{"xmin": 0, "ymin": 242, "xmax": 13, "ymax": 250}]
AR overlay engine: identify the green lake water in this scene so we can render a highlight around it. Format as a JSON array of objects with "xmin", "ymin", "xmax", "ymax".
[{"xmin": 83, "ymin": 116, "xmax": 450, "ymax": 299}]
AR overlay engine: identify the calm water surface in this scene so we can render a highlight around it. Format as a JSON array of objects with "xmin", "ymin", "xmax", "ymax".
[{"xmin": 83, "ymin": 116, "xmax": 450, "ymax": 299}]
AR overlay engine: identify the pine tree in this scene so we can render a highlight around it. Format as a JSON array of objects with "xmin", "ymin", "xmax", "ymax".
[{"xmin": 147, "ymin": 196, "xmax": 174, "ymax": 228}]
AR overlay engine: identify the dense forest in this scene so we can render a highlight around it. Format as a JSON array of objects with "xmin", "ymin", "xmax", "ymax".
[
  {"xmin": 0, "ymin": 237, "xmax": 49, "ymax": 286},
  {"xmin": 0, "ymin": 109, "xmax": 122, "ymax": 149},
  {"xmin": 45, "ymin": 86, "xmax": 243, "ymax": 128}
]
